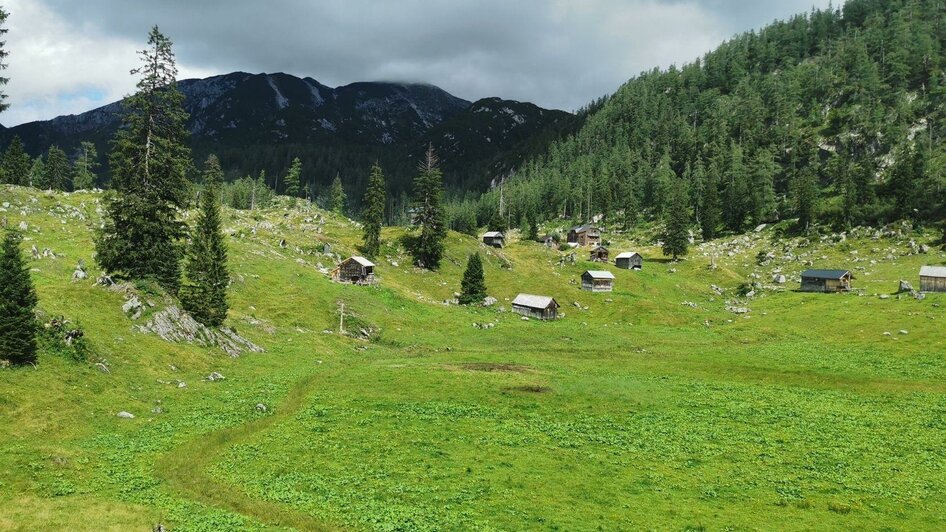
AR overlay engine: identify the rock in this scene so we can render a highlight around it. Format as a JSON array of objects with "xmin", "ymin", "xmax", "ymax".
[
  {"xmin": 255, "ymin": 403, "xmax": 268, "ymax": 413},
  {"xmin": 883, "ymin": 331, "xmax": 892, "ymax": 336},
  {"xmin": 207, "ymin": 371, "xmax": 225, "ymax": 382},
  {"xmin": 151, "ymin": 407, "xmax": 163, "ymax": 414},
  {"xmin": 177, "ymin": 381, "xmax": 187, "ymax": 388},
  {"xmin": 521, "ymin": 316, "xmax": 530, "ymax": 321},
  {"xmin": 122, "ymin": 296, "xmax": 143, "ymax": 320},
  {"xmin": 482, "ymin": 296, "xmax": 498, "ymax": 307},
  {"xmin": 710, "ymin": 285, "xmax": 724, "ymax": 295},
  {"xmin": 726, "ymin": 306, "xmax": 750, "ymax": 314},
  {"xmin": 920, "ymin": 244, "xmax": 930, "ymax": 254},
  {"xmin": 878, "ymin": 294, "xmax": 890, "ymax": 300},
  {"xmin": 681, "ymin": 301, "xmax": 698, "ymax": 308},
  {"xmin": 897, "ymin": 280, "xmax": 914, "ymax": 294},
  {"xmin": 773, "ymin": 274, "xmax": 786, "ymax": 284},
  {"xmin": 72, "ymin": 264, "xmax": 88, "ymax": 281},
  {"xmin": 94, "ymin": 362, "xmax": 110, "ymax": 374},
  {"xmin": 915, "ymin": 292, "xmax": 926, "ymax": 301},
  {"xmin": 117, "ymin": 411, "xmax": 135, "ymax": 419},
  {"xmin": 899, "ymin": 330, "xmax": 909, "ymax": 335},
  {"xmin": 96, "ymin": 274, "xmax": 115, "ymax": 287},
  {"xmin": 30, "ymin": 245, "xmax": 39, "ymax": 260},
  {"xmin": 137, "ymin": 306, "xmax": 264, "ymax": 357},
  {"xmin": 18, "ymin": 221, "xmax": 27, "ymax": 231}
]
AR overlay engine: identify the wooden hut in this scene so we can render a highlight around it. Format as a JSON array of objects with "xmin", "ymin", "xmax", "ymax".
[
  {"xmin": 332, "ymin": 256, "xmax": 376, "ymax": 285},
  {"xmin": 482, "ymin": 231, "xmax": 505, "ymax": 248},
  {"xmin": 540, "ymin": 235, "xmax": 557, "ymax": 248},
  {"xmin": 920, "ymin": 266, "xmax": 946, "ymax": 292},
  {"xmin": 567, "ymin": 224, "xmax": 601, "ymax": 247},
  {"xmin": 615, "ymin": 251, "xmax": 643, "ymax": 270},
  {"xmin": 589, "ymin": 246, "xmax": 609, "ymax": 262},
  {"xmin": 511, "ymin": 294, "xmax": 559, "ymax": 320},
  {"xmin": 800, "ymin": 269, "xmax": 852, "ymax": 293},
  {"xmin": 581, "ymin": 270, "xmax": 615, "ymax": 292}
]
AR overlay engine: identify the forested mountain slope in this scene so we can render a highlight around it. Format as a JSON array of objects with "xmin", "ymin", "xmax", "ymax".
[{"xmin": 477, "ymin": 0, "xmax": 946, "ymax": 237}]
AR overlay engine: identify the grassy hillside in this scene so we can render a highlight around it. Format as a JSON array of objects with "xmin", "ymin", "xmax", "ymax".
[{"xmin": 2, "ymin": 184, "xmax": 946, "ymax": 530}]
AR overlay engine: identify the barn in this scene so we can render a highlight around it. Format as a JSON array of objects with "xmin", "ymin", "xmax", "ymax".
[
  {"xmin": 589, "ymin": 246, "xmax": 610, "ymax": 262},
  {"xmin": 615, "ymin": 251, "xmax": 643, "ymax": 270},
  {"xmin": 581, "ymin": 270, "xmax": 615, "ymax": 292},
  {"xmin": 800, "ymin": 269, "xmax": 852, "ymax": 293},
  {"xmin": 331, "ymin": 256, "xmax": 376, "ymax": 285},
  {"xmin": 567, "ymin": 224, "xmax": 601, "ymax": 247},
  {"xmin": 511, "ymin": 294, "xmax": 559, "ymax": 320},
  {"xmin": 920, "ymin": 266, "xmax": 946, "ymax": 292},
  {"xmin": 482, "ymin": 231, "xmax": 505, "ymax": 248}
]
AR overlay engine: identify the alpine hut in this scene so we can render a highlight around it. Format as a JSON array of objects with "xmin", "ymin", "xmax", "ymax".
[
  {"xmin": 800, "ymin": 269, "xmax": 852, "ymax": 293},
  {"xmin": 920, "ymin": 266, "xmax": 946, "ymax": 292},
  {"xmin": 567, "ymin": 224, "xmax": 601, "ymax": 247},
  {"xmin": 540, "ymin": 235, "xmax": 557, "ymax": 248},
  {"xmin": 511, "ymin": 294, "xmax": 559, "ymax": 320},
  {"xmin": 581, "ymin": 270, "xmax": 615, "ymax": 292},
  {"xmin": 332, "ymin": 256, "xmax": 376, "ymax": 285},
  {"xmin": 589, "ymin": 245, "xmax": 610, "ymax": 262},
  {"xmin": 615, "ymin": 251, "xmax": 643, "ymax": 270},
  {"xmin": 482, "ymin": 231, "xmax": 506, "ymax": 248}
]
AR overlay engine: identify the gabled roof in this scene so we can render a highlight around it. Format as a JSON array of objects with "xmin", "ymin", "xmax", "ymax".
[
  {"xmin": 483, "ymin": 231, "xmax": 505, "ymax": 238},
  {"xmin": 615, "ymin": 251, "xmax": 641, "ymax": 259},
  {"xmin": 920, "ymin": 265, "xmax": 946, "ymax": 278},
  {"xmin": 349, "ymin": 256, "xmax": 375, "ymax": 267},
  {"xmin": 590, "ymin": 245, "xmax": 609, "ymax": 252},
  {"xmin": 801, "ymin": 269, "xmax": 850, "ymax": 280},
  {"xmin": 583, "ymin": 270, "xmax": 615, "ymax": 280},
  {"xmin": 512, "ymin": 293, "xmax": 558, "ymax": 309},
  {"xmin": 569, "ymin": 224, "xmax": 598, "ymax": 233}
]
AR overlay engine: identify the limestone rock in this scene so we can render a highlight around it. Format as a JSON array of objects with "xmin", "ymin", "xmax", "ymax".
[
  {"xmin": 137, "ymin": 305, "xmax": 264, "ymax": 357},
  {"xmin": 117, "ymin": 411, "xmax": 135, "ymax": 419}
]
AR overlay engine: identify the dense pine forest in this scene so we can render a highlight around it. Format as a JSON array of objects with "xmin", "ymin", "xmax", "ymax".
[{"xmin": 468, "ymin": 0, "xmax": 946, "ymax": 238}]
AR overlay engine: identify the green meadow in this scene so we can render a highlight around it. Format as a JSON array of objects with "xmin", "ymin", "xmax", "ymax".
[{"xmin": 1, "ymin": 184, "xmax": 945, "ymax": 530}]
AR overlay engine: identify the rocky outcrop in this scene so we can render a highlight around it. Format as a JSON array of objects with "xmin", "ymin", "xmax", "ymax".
[{"xmin": 137, "ymin": 306, "xmax": 263, "ymax": 357}]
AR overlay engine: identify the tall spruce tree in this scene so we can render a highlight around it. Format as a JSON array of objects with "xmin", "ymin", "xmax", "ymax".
[
  {"xmin": 329, "ymin": 173, "xmax": 346, "ymax": 214},
  {"xmin": 95, "ymin": 27, "xmax": 192, "ymax": 294},
  {"xmin": 72, "ymin": 142, "xmax": 99, "ymax": 190},
  {"xmin": 792, "ymin": 167, "xmax": 819, "ymax": 233},
  {"xmin": 283, "ymin": 157, "xmax": 302, "ymax": 198},
  {"xmin": 181, "ymin": 155, "xmax": 229, "ymax": 326},
  {"xmin": 361, "ymin": 163, "xmax": 386, "ymax": 258},
  {"xmin": 2, "ymin": 136, "xmax": 30, "ymax": 186},
  {"xmin": 43, "ymin": 145, "xmax": 72, "ymax": 191},
  {"xmin": 459, "ymin": 252, "xmax": 487, "ymax": 305},
  {"xmin": 662, "ymin": 179, "xmax": 690, "ymax": 260},
  {"xmin": 410, "ymin": 145, "xmax": 447, "ymax": 269},
  {"xmin": 0, "ymin": 229, "xmax": 38, "ymax": 366},
  {"xmin": 28, "ymin": 156, "xmax": 44, "ymax": 188}
]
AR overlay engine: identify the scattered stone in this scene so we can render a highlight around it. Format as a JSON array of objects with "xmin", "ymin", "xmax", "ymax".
[
  {"xmin": 18, "ymin": 221, "xmax": 27, "ymax": 231},
  {"xmin": 883, "ymin": 331, "xmax": 892, "ymax": 336},
  {"xmin": 137, "ymin": 306, "xmax": 263, "ymax": 357},
  {"xmin": 72, "ymin": 262, "xmax": 88, "ymax": 281},
  {"xmin": 96, "ymin": 274, "xmax": 115, "ymax": 287},
  {"xmin": 151, "ymin": 407, "xmax": 163, "ymax": 414},
  {"xmin": 726, "ymin": 306, "xmax": 750, "ymax": 314},
  {"xmin": 482, "ymin": 296, "xmax": 497, "ymax": 307},
  {"xmin": 915, "ymin": 292, "xmax": 926, "ymax": 301},
  {"xmin": 30, "ymin": 245, "xmax": 39, "ymax": 260},
  {"xmin": 207, "ymin": 371, "xmax": 225, "ymax": 381},
  {"xmin": 94, "ymin": 362, "xmax": 110, "ymax": 374},
  {"xmin": 117, "ymin": 411, "xmax": 135, "ymax": 419},
  {"xmin": 710, "ymin": 285, "xmax": 724, "ymax": 295},
  {"xmin": 899, "ymin": 330, "xmax": 909, "ymax": 335},
  {"xmin": 897, "ymin": 280, "xmax": 914, "ymax": 294},
  {"xmin": 878, "ymin": 294, "xmax": 890, "ymax": 300},
  {"xmin": 521, "ymin": 316, "xmax": 530, "ymax": 321},
  {"xmin": 122, "ymin": 296, "xmax": 143, "ymax": 320},
  {"xmin": 681, "ymin": 301, "xmax": 698, "ymax": 308},
  {"xmin": 773, "ymin": 274, "xmax": 786, "ymax": 284},
  {"xmin": 177, "ymin": 381, "xmax": 187, "ymax": 388},
  {"xmin": 255, "ymin": 403, "xmax": 268, "ymax": 413}
]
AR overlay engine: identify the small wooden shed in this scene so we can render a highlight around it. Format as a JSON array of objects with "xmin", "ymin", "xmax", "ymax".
[
  {"xmin": 581, "ymin": 270, "xmax": 615, "ymax": 292},
  {"xmin": 615, "ymin": 251, "xmax": 643, "ymax": 270},
  {"xmin": 482, "ymin": 231, "xmax": 505, "ymax": 248},
  {"xmin": 920, "ymin": 266, "xmax": 946, "ymax": 292},
  {"xmin": 800, "ymin": 269, "xmax": 852, "ymax": 293},
  {"xmin": 332, "ymin": 256, "xmax": 376, "ymax": 285},
  {"xmin": 589, "ymin": 246, "xmax": 610, "ymax": 262},
  {"xmin": 540, "ymin": 235, "xmax": 557, "ymax": 248},
  {"xmin": 567, "ymin": 224, "xmax": 601, "ymax": 247},
  {"xmin": 511, "ymin": 294, "xmax": 559, "ymax": 320}
]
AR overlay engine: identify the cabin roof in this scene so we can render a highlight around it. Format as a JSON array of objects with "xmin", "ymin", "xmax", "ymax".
[
  {"xmin": 615, "ymin": 251, "xmax": 641, "ymax": 259},
  {"xmin": 483, "ymin": 231, "xmax": 505, "ymax": 238},
  {"xmin": 512, "ymin": 293, "xmax": 557, "ymax": 309},
  {"xmin": 583, "ymin": 270, "xmax": 615, "ymax": 280},
  {"xmin": 801, "ymin": 269, "xmax": 850, "ymax": 280},
  {"xmin": 349, "ymin": 256, "xmax": 375, "ymax": 267},
  {"xmin": 920, "ymin": 265, "xmax": 946, "ymax": 278},
  {"xmin": 569, "ymin": 224, "xmax": 598, "ymax": 233},
  {"xmin": 590, "ymin": 245, "xmax": 609, "ymax": 252}
]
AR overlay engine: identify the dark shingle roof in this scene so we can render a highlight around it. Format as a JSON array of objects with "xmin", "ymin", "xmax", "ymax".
[{"xmin": 801, "ymin": 269, "xmax": 850, "ymax": 280}]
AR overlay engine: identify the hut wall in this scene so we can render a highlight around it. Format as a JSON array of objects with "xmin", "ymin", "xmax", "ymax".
[{"xmin": 921, "ymin": 276, "xmax": 946, "ymax": 292}]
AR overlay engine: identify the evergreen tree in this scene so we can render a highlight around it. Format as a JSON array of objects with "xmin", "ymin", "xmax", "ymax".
[
  {"xmin": 181, "ymin": 155, "xmax": 229, "ymax": 327},
  {"xmin": 458, "ymin": 252, "xmax": 487, "ymax": 305},
  {"xmin": 661, "ymin": 179, "xmax": 690, "ymax": 260},
  {"xmin": 525, "ymin": 212, "xmax": 540, "ymax": 241},
  {"xmin": 701, "ymin": 171, "xmax": 721, "ymax": 241},
  {"xmin": 487, "ymin": 209, "xmax": 508, "ymax": 233},
  {"xmin": 28, "ymin": 156, "xmax": 44, "ymax": 188},
  {"xmin": 329, "ymin": 173, "xmax": 346, "ymax": 214},
  {"xmin": 792, "ymin": 167, "xmax": 819, "ymax": 232},
  {"xmin": 43, "ymin": 145, "xmax": 72, "ymax": 191},
  {"xmin": 72, "ymin": 142, "xmax": 99, "ymax": 190},
  {"xmin": 410, "ymin": 145, "xmax": 447, "ymax": 269},
  {"xmin": 723, "ymin": 143, "xmax": 749, "ymax": 232},
  {"xmin": 283, "ymin": 157, "xmax": 302, "ymax": 198},
  {"xmin": 749, "ymin": 148, "xmax": 777, "ymax": 223},
  {"xmin": 361, "ymin": 163, "xmax": 386, "ymax": 258},
  {"xmin": 0, "ymin": 229, "xmax": 38, "ymax": 366},
  {"xmin": 2, "ymin": 136, "xmax": 31, "ymax": 186},
  {"xmin": 95, "ymin": 27, "xmax": 192, "ymax": 294}
]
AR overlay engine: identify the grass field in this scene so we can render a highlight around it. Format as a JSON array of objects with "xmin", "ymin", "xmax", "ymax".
[{"xmin": 1, "ymin": 184, "xmax": 945, "ymax": 530}]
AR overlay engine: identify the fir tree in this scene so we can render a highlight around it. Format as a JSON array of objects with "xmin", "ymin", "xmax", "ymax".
[
  {"xmin": 283, "ymin": 157, "xmax": 302, "ymax": 198},
  {"xmin": 410, "ymin": 145, "xmax": 447, "ymax": 269},
  {"xmin": 181, "ymin": 155, "xmax": 229, "ymax": 327},
  {"xmin": 2, "ymin": 136, "xmax": 31, "ymax": 186},
  {"xmin": 661, "ymin": 179, "xmax": 690, "ymax": 261},
  {"xmin": 487, "ymin": 209, "xmax": 508, "ymax": 233},
  {"xmin": 0, "ymin": 229, "xmax": 38, "ymax": 366},
  {"xmin": 525, "ymin": 212, "xmax": 540, "ymax": 241},
  {"xmin": 72, "ymin": 142, "xmax": 99, "ymax": 190},
  {"xmin": 95, "ymin": 26, "xmax": 192, "ymax": 294},
  {"xmin": 329, "ymin": 173, "xmax": 346, "ymax": 214},
  {"xmin": 28, "ymin": 156, "xmax": 44, "ymax": 188},
  {"xmin": 458, "ymin": 252, "xmax": 487, "ymax": 305},
  {"xmin": 361, "ymin": 163, "xmax": 386, "ymax": 258},
  {"xmin": 701, "ymin": 171, "xmax": 720, "ymax": 241},
  {"xmin": 792, "ymin": 167, "xmax": 819, "ymax": 233},
  {"xmin": 43, "ymin": 145, "xmax": 72, "ymax": 191}
]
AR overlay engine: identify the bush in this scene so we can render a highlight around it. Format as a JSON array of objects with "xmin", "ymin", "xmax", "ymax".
[{"xmin": 38, "ymin": 315, "xmax": 90, "ymax": 362}]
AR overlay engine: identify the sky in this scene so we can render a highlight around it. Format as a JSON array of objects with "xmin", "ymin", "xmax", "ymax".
[{"xmin": 3, "ymin": 0, "xmax": 836, "ymax": 127}]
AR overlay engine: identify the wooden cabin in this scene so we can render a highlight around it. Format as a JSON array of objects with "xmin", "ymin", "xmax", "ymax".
[
  {"xmin": 589, "ymin": 246, "xmax": 610, "ymax": 262},
  {"xmin": 512, "ymin": 294, "xmax": 559, "ymax": 320},
  {"xmin": 920, "ymin": 266, "xmax": 946, "ymax": 292},
  {"xmin": 581, "ymin": 270, "xmax": 615, "ymax": 292},
  {"xmin": 331, "ymin": 256, "xmax": 376, "ymax": 285},
  {"xmin": 615, "ymin": 251, "xmax": 643, "ymax": 270},
  {"xmin": 800, "ymin": 269, "xmax": 852, "ymax": 293},
  {"xmin": 567, "ymin": 224, "xmax": 601, "ymax": 247},
  {"xmin": 540, "ymin": 235, "xmax": 557, "ymax": 248},
  {"xmin": 482, "ymin": 231, "xmax": 505, "ymax": 248}
]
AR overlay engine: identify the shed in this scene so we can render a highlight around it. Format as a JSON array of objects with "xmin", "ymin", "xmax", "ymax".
[
  {"xmin": 581, "ymin": 270, "xmax": 615, "ymax": 292},
  {"xmin": 615, "ymin": 251, "xmax": 643, "ymax": 270},
  {"xmin": 511, "ymin": 294, "xmax": 559, "ymax": 320},
  {"xmin": 567, "ymin": 224, "xmax": 601, "ymax": 247},
  {"xmin": 800, "ymin": 269, "xmax": 852, "ymax": 293},
  {"xmin": 920, "ymin": 266, "xmax": 946, "ymax": 292},
  {"xmin": 332, "ymin": 256, "xmax": 376, "ymax": 285},
  {"xmin": 482, "ymin": 231, "xmax": 505, "ymax": 248},
  {"xmin": 540, "ymin": 234, "xmax": 557, "ymax": 248},
  {"xmin": 589, "ymin": 246, "xmax": 609, "ymax": 262}
]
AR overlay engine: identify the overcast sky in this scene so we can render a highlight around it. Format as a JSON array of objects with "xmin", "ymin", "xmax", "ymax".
[{"xmin": 3, "ymin": 0, "xmax": 836, "ymax": 126}]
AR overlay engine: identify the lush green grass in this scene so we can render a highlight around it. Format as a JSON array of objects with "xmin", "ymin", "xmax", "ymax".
[{"xmin": 1, "ymin": 184, "xmax": 945, "ymax": 530}]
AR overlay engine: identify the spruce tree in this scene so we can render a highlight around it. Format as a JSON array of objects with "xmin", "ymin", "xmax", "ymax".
[
  {"xmin": 662, "ymin": 179, "xmax": 690, "ymax": 261},
  {"xmin": 459, "ymin": 252, "xmax": 487, "ymax": 305},
  {"xmin": 410, "ymin": 145, "xmax": 447, "ymax": 269},
  {"xmin": 181, "ymin": 155, "xmax": 229, "ymax": 327},
  {"xmin": 0, "ymin": 229, "xmax": 38, "ymax": 366},
  {"xmin": 487, "ymin": 209, "xmax": 508, "ymax": 233},
  {"xmin": 2, "ymin": 136, "xmax": 31, "ymax": 186},
  {"xmin": 28, "ymin": 156, "xmax": 44, "ymax": 188},
  {"xmin": 361, "ymin": 163, "xmax": 386, "ymax": 258},
  {"xmin": 701, "ymin": 172, "xmax": 720, "ymax": 241},
  {"xmin": 792, "ymin": 168, "xmax": 819, "ymax": 233},
  {"xmin": 95, "ymin": 27, "xmax": 192, "ymax": 294},
  {"xmin": 43, "ymin": 145, "xmax": 72, "ymax": 191},
  {"xmin": 329, "ymin": 173, "xmax": 346, "ymax": 214},
  {"xmin": 283, "ymin": 157, "xmax": 302, "ymax": 198},
  {"xmin": 72, "ymin": 142, "xmax": 99, "ymax": 190}
]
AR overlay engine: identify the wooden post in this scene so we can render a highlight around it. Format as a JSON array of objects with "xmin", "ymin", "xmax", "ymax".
[{"xmin": 339, "ymin": 302, "xmax": 345, "ymax": 334}]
